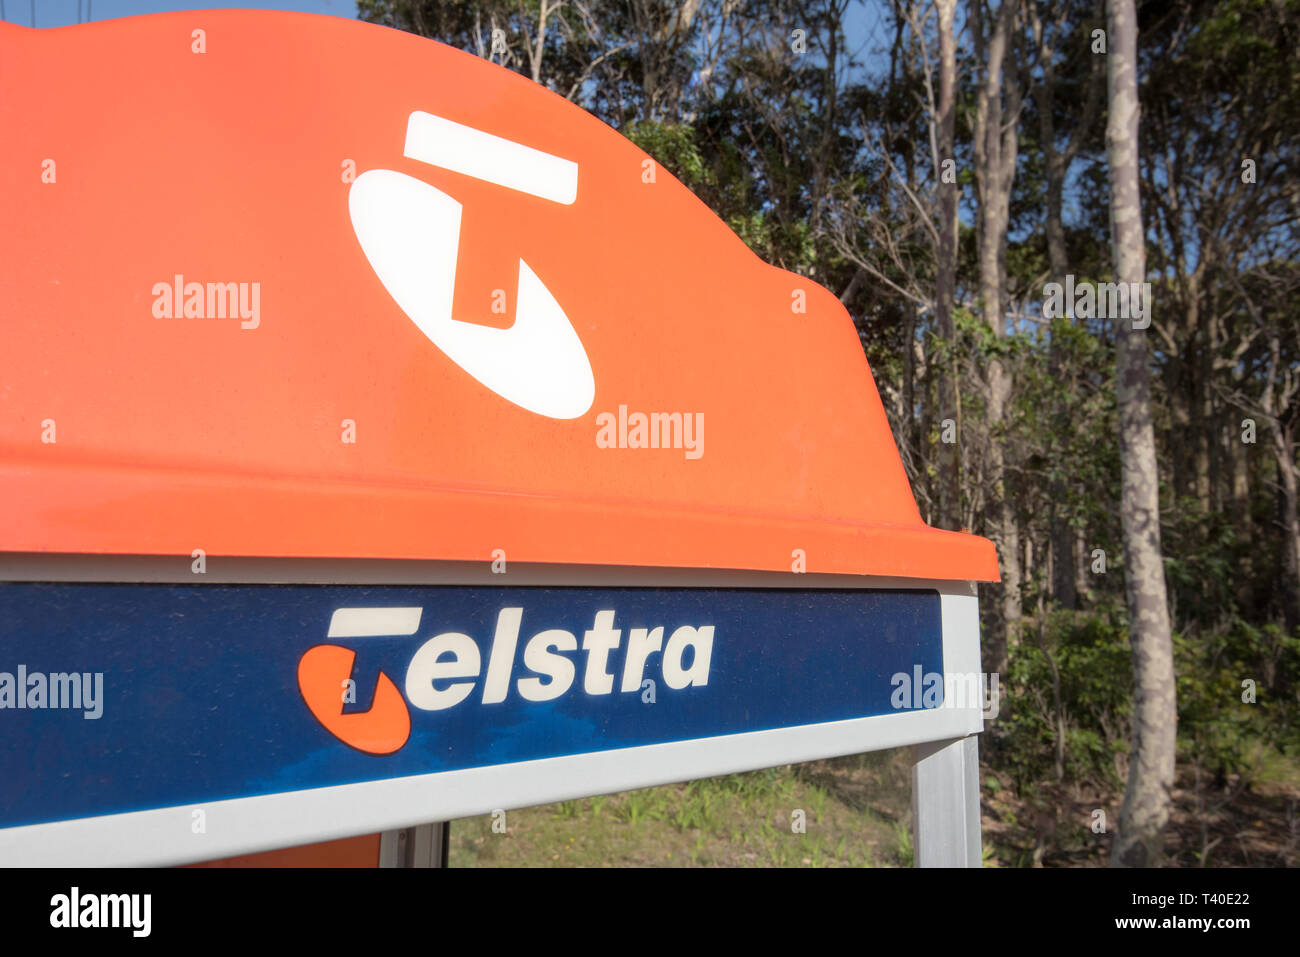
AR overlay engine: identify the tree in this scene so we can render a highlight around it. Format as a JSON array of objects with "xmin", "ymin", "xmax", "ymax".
[
  {"xmin": 972, "ymin": 0, "xmax": 1025, "ymax": 673},
  {"xmin": 1105, "ymin": 0, "xmax": 1176, "ymax": 868},
  {"xmin": 934, "ymin": 0, "xmax": 961, "ymax": 531}
]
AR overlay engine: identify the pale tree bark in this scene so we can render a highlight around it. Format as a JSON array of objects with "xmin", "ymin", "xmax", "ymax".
[
  {"xmin": 524, "ymin": 0, "xmax": 552, "ymax": 84},
  {"xmin": 935, "ymin": 0, "xmax": 961, "ymax": 531},
  {"xmin": 1228, "ymin": 421, "xmax": 1251, "ymax": 539},
  {"xmin": 973, "ymin": 0, "xmax": 1023, "ymax": 673},
  {"xmin": 1273, "ymin": 424, "xmax": 1300, "ymax": 637},
  {"xmin": 1075, "ymin": 529, "xmax": 1092, "ymax": 602},
  {"xmin": 1106, "ymin": 0, "xmax": 1177, "ymax": 868},
  {"xmin": 1252, "ymin": 302, "xmax": 1300, "ymax": 636}
]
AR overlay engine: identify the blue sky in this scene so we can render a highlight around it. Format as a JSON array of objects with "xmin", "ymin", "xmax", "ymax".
[
  {"xmin": 1, "ymin": 0, "xmax": 357, "ymax": 27},
  {"xmin": 7, "ymin": 1, "xmax": 891, "ymax": 69}
]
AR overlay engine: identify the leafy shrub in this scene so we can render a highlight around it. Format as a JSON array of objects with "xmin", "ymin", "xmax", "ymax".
[
  {"xmin": 995, "ymin": 605, "xmax": 1133, "ymax": 792},
  {"xmin": 1175, "ymin": 619, "xmax": 1300, "ymax": 784}
]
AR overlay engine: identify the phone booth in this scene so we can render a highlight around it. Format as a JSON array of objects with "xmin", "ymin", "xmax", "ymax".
[{"xmin": 0, "ymin": 10, "xmax": 999, "ymax": 868}]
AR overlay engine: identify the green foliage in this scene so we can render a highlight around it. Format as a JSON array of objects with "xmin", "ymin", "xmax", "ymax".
[
  {"xmin": 996, "ymin": 604, "xmax": 1300, "ymax": 798},
  {"xmin": 1007, "ymin": 319, "xmax": 1121, "ymax": 603},
  {"xmin": 1176, "ymin": 619, "xmax": 1300, "ymax": 783},
  {"xmin": 997, "ymin": 606, "xmax": 1134, "ymax": 792},
  {"xmin": 891, "ymin": 820, "xmax": 913, "ymax": 867},
  {"xmin": 1161, "ymin": 497, "xmax": 1248, "ymax": 628},
  {"xmin": 552, "ymin": 799, "xmax": 583, "ymax": 819},
  {"xmin": 623, "ymin": 121, "xmax": 709, "ymax": 190}
]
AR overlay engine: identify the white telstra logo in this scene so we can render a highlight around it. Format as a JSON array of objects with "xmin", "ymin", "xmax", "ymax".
[{"xmin": 349, "ymin": 111, "xmax": 596, "ymax": 419}]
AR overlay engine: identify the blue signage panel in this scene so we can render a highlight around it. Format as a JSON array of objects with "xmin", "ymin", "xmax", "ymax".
[{"xmin": 0, "ymin": 583, "xmax": 942, "ymax": 829}]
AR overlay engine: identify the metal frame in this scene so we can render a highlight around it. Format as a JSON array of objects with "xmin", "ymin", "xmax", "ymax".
[
  {"xmin": 379, "ymin": 823, "xmax": 449, "ymax": 868},
  {"xmin": 0, "ymin": 554, "xmax": 984, "ymax": 867},
  {"xmin": 912, "ymin": 736, "xmax": 982, "ymax": 866}
]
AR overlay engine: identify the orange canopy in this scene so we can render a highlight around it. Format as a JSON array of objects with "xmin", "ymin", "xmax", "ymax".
[{"xmin": 0, "ymin": 11, "xmax": 998, "ymax": 582}]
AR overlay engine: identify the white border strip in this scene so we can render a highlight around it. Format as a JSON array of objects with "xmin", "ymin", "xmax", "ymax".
[{"xmin": 0, "ymin": 706, "xmax": 981, "ymax": 867}]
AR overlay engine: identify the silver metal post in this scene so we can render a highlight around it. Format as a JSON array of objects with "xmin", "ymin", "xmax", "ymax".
[
  {"xmin": 912, "ymin": 735, "xmax": 982, "ymax": 867},
  {"xmin": 379, "ymin": 822, "xmax": 450, "ymax": 867}
]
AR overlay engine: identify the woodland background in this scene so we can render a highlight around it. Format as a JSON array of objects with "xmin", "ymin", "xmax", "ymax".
[{"xmin": 357, "ymin": 0, "xmax": 1300, "ymax": 866}]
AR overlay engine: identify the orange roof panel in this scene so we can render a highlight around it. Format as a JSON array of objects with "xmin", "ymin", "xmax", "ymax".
[{"xmin": 0, "ymin": 12, "xmax": 998, "ymax": 582}]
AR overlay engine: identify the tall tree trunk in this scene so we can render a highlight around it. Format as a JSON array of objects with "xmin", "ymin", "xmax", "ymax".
[
  {"xmin": 1050, "ymin": 501, "xmax": 1077, "ymax": 608},
  {"xmin": 974, "ymin": 0, "xmax": 1022, "ymax": 674},
  {"xmin": 1164, "ymin": 357, "xmax": 1194, "ymax": 501},
  {"xmin": 527, "ymin": 0, "xmax": 551, "ymax": 84},
  {"xmin": 1260, "ymin": 321, "xmax": 1300, "ymax": 634},
  {"xmin": 1106, "ymin": 0, "xmax": 1178, "ymax": 868},
  {"xmin": 903, "ymin": 299, "xmax": 917, "ymax": 463},
  {"xmin": 935, "ymin": 0, "xmax": 961, "ymax": 531},
  {"xmin": 1073, "ymin": 527, "xmax": 1092, "ymax": 602},
  {"xmin": 1195, "ymin": 336, "xmax": 1214, "ymax": 511},
  {"xmin": 1229, "ymin": 399, "xmax": 1254, "ymax": 611},
  {"xmin": 1229, "ymin": 415, "xmax": 1251, "ymax": 536},
  {"xmin": 1275, "ymin": 433, "xmax": 1300, "ymax": 637}
]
